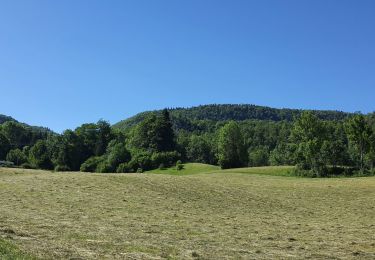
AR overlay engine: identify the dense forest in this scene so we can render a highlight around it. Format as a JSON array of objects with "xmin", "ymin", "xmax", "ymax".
[
  {"xmin": 1, "ymin": 104, "xmax": 374, "ymax": 177},
  {"xmin": 113, "ymin": 104, "xmax": 352, "ymax": 130}
]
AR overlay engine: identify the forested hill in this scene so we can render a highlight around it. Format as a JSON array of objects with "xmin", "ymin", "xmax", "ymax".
[
  {"xmin": 0, "ymin": 114, "xmax": 16, "ymax": 124},
  {"xmin": 113, "ymin": 104, "xmax": 353, "ymax": 130},
  {"xmin": 0, "ymin": 114, "xmax": 52, "ymax": 134},
  {"xmin": 0, "ymin": 114, "xmax": 54, "ymax": 149}
]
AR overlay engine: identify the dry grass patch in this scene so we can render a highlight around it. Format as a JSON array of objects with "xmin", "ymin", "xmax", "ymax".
[{"xmin": 0, "ymin": 167, "xmax": 374, "ymax": 259}]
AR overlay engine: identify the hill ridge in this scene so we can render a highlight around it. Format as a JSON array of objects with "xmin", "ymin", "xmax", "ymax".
[{"xmin": 113, "ymin": 103, "xmax": 353, "ymax": 130}]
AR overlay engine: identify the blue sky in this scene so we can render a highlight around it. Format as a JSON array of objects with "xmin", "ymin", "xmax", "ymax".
[{"xmin": 0, "ymin": 0, "xmax": 374, "ymax": 132}]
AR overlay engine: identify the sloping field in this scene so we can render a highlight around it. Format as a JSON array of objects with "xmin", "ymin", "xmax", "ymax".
[
  {"xmin": 0, "ymin": 167, "xmax": 374, "ymax": 259},
  {"xmin": 147, "ymin": 163, "xmax": 220, "ymax": 175}
]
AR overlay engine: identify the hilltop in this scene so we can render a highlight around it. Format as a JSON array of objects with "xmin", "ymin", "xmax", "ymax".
[
  {"xmin": 113, "ymin": 104, "xmax": 352, "ymax": 131},
  {"xmin": 0, "ymin": 114, "xmax": 52, "ymax": 134}
]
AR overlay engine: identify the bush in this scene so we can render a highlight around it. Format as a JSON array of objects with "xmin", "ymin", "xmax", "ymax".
[
  {"xmin": 54, "ymin": 165, "xmax": 71, "ymax": 172},
  {"xmin": 176, "ymin": 160, "xmax": 184, "ymax": 171},
  {"xmin": 352, "ymin": 169, "xmax": 373, "ymax": 177},
  {"xmin": 20, "ymin": 162, "xmax": 34, "ymax": 169},
  {"xmin": 96, "ymin": 161, "xmax": 113, "ymax": 173},
  {"xmin": 80, "ymin": 156, "xmax": 103, "ymax": 172},
  {"xmin": 116, "ymin": 162, "xmax": 134, "ymax": 173},
  {"xmin": 129, "ymin": 151, "xmax": 153, "ymax": 171},
  {"xmin": 151, "ymin": 151, "xmax": 180, "ymax": 168},
  {"xmin": 292, "ymin": 168, "xmax": 317, "ymax": 178},
  {"xmin": 106, "ymin": 143, "xmax": 131, "ymax": 171},
  {"xmin": 248, "ymin": 147, "xmax": 269, "ymax": 167},
  {"xmin": 136, "ymin": 168, "xmax": 143, "ymax": 173},
  {"xmin": 0, "ymin": 161, "xmax": 14, "ymax": 168},
  {"xmin": 6, "ymin": 149, "xmax": 27, "ymax": 166},
  {"xmin": 292, "ymin": 166, "xmax": 359, "ymax": 178},
  {"xmin": 29, "ymin": 140, "xmax": 53, "ymax": 170},
  {"xmin": 325, "ymin": 167, "xmax": 355, "ymax": 177}
]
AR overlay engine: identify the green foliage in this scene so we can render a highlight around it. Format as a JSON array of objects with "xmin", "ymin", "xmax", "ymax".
[
  {"xmin": 20, "ymin": 162, "xmax": 34, "ymax": 169},
  {"xmin": 186, "ymin": 134, "xmax": 217, "ymax": 164},
  {"xmin": 366, "ymin": 133, "xmax": 375, "ymax": 170},
  {"xmin": 44, "ymin": 120, "xmax": 115, "ymax": 172},
  {"xmin": 0, "ymin": 238, "xmax": 36, "ymax": 260},
  {"xmin": 0, "ymin": 161, "xmax": 14, "ymax": 167},
  {"xmin": 0, "ymin": 121, "xmax": 50, "ymax": 150},
  {"xmin": 80, "ymin": 156, "xmax": 103, "ymax": 172},
  {"xmin": 147, "ymin": 163, "xmax": 220, "ymax": 175},
  {"xmin": 129, "ymin": 110, "xmax": 176, "ymax": 153},
  {"xmin": 96, "ymin": 160, "xmax": 113, "ymax": 173},
  {"xmin": 54, "ymin": 165, "xmax": 71, "ymax": 172},
  {"xmin": 176, "ymin": 160, "xmax": 184, "ymax": 171},
  {"xmin": 217, "ymin": 121, "xmax": 247, "ymax": 169},
  {"xmin": 291, "ymin": 112, "xmax": 328, "ymax": 177},
  {"xmin": 0, "ymin": 121, "xmax": 29, "ymax": 149},
  {"xmin": 6, "ymin": 149, "xmax": 27, "ymax": 166},
  {"xmin": 2, "ymin": 105, "xmax": 374, "ymax": 176},
  {"xmin": 269, "ymin": 143, "xmax": 297, "ymax": 166},
  {"xmin": 116, "ymin": 162, "xmax": 133, "ymax": 173},
  {"xmin": 52, "ymin": 130, "xmax": 86, "ymax": 171},
  {"xmin": 123, "ymin": 150, "xmax": 153, "ymax": 172},
  {"xmin": 248, "ymin": 146, "xmax": 269, "ymax": 167},
  {"xmin": 95, "ymin": 120, "xmax": 114, "ymax": 155},
  {"xmin": 151, "ymin": 151, "xmax": 180, "ymax": 168},
  {"xmin": 0, "ymin": 114, "xmax": 16, "ymax": 124},
  {"xmin": 29, "ymin": 140, "xmax": 53, "ymax": 170},
  {"xmin": 106, "ymin": 142, "xmax": 131, "ymax": 170},
  {"xmin": 0, "ymin": 133, "xmax": 11, "ymax": 160},
  {"xmin": 345, "ymin": 114, "xmax": 373, "ymax": 170},
  {"xmin": 321, "ymin": 122, "xmax": 350, "ymax": 168},
  {"xmin": 114, "ymin": 104, "xmax": 351, "ymax": 131}
]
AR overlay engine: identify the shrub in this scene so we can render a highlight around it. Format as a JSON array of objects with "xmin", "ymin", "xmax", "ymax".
[
  {"xmin": 29, "ymin": 140, "xmax": 53, "ymax": 170},
  {"xmin": 80, "ymin": 156, "xmax": 103, "ymax": 172},
  {"xmin": 325, "ymin": 167, "xmax": 355, "ymax": 177},
  {"xmin": 292, "ymin": 168, "xmax": 317, "ymax": 178},
  {"xmin": 116, "ymin": 162, "xmax": 134, "ymax": 173},
  {"xmin": 248, "ymin": 147, "xmax": 269, "ymax": 167},
  {"xmin": 151, "ymin": 151, "xmax": 180, "ymax": 168},
  {"xmin": 176, "ymin": 160, "xmax": 184, "ymax": 171},
  {"xmin": 106, "ymin": 143, "xmax": 131, "ymax": 171},
  {"xmin": 129, "ymin": 151, "xmax": 153, "ymax": 171},
  {"xmin": 96, "ymin": 161, "xmax": 113, "ymax": 173},
  {"xmin": 0, "ymin": 161, "xmax": 14, "ymax": 168},
  {"xmin": 6, "ymin": 149, "xmax": 27, "ymax": 166},
  {"xmin": 292, "ymin": 166, "xmax": 358, "ymax": 178},
  {"xmin": 20, "ymin": 162, "xmax": 34, "ymax": 169},
  {"xmin": 136, "ymin": 168, "xmax": 143, "ymax": 173},
  {"xmin": 54, "ymin": 165, "xmax": 71, "ymax": 172}
]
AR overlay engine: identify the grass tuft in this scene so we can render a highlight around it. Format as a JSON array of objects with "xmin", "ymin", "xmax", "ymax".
[{"xmin": 0, "ymin": 238, "xmax": 36, "ymax": 260}]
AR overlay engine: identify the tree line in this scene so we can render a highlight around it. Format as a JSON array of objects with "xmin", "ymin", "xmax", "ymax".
[
  {"xmin": 113, "ymin": 104, "xmax": 351, "ymax": 130},
  {"xmin": 1, "ymin": 109, "xmax": 374, "ymax": 176}
]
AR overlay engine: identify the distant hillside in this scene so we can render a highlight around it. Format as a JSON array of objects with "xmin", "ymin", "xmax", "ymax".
[
  {"xmin": 113, "ymin": 104, "xmax": 353, "ymax": 131},
  {"xmin": 0, "ymin": 114, "xmax": 16, "ymax": 124},
  {"xmin": 0, "ymin": 114, "xmax": 53, "ymax": 134}
]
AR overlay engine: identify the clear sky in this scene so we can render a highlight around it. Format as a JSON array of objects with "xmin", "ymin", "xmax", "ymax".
[{"xmin": 1, "ymin": 0, "xmax": 374, "ymax": 132}]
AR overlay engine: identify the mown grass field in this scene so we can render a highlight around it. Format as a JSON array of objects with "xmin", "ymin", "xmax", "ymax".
[
  {"xmin": 147, "ymin": 163, "xmax": 220, "ymax": 175},
  {"xmin": 0, "ymin": 165, "xmax": 374, "ymax": 259}
]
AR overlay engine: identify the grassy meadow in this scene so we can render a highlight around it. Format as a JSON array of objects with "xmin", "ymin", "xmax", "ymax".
[{"xmin": 0, "ymin": 165, "xmax": 374, "ymax": 259}]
